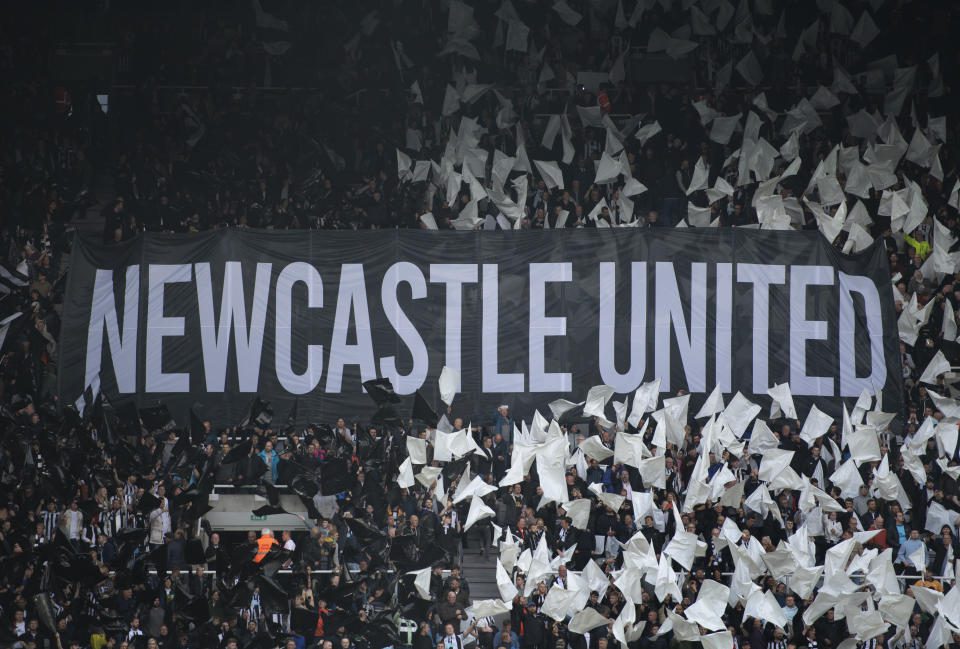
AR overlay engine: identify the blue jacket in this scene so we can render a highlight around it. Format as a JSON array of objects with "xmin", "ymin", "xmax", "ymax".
[
  {"xmin": 493, "ymin": 411, "xmax": 514, "ymax": 441},
  {"xmin": 259, "ymin": 449, "xmax": 280, "ymax": 482},
  {"xmin": 896, "ymin": 537, "xmax": 926, "ymax": 566}
]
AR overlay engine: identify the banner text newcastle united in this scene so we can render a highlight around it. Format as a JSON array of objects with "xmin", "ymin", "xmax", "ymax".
[{"xmin": 58, "ymin": 229, "xmax": 903, "ymax": 424}]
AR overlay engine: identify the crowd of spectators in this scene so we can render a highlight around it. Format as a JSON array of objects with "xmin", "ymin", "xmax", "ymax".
[{"xmin": 3, "ymin": 0, "xmax": 960, "ymax": 649}]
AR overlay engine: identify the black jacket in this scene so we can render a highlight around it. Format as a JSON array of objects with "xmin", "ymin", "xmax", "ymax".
[{"xmin": 931, "ymin": 536, "xmax": 960, "ymax": 573}]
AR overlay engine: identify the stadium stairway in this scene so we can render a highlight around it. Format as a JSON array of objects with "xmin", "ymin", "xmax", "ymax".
[{"xmin": 460, "ymin": 544, "xmax": 498, "ymax": 600}]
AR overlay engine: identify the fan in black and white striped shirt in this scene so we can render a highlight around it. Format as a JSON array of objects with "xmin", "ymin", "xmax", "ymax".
[
  {"xmin": 104, "ymin": 499, "xmax": 127, "ymax": 537},
  {"xmin": 766, "ymin": 628, "xmax": 788, "ymax": 649},
  {"xmin": 40, "ymin": 505, "xmax": 60, "ymax": 540},
  {"xmin": 123, "ymin": 479, "xmax": 138, "ymax": 507}
]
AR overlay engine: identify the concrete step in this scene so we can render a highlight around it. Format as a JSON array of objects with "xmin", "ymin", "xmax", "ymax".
[{"xmin": 460, "ymin": 547, "xmax": 499, "ymax": 600}]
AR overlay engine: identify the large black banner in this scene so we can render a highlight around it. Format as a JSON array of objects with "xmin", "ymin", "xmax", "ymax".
[{"xmin": 59, "ymin": 229, "xmax": 902, "ymax": 429}]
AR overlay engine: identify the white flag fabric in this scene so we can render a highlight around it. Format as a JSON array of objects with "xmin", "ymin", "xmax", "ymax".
[
  {"xmin": 396, "ymin": 149, "xmax": 412, "ymax": 180},
  {"xmin": 767, "ymin": 383, "xmax": 798, "ymax": 419},
  {"xmin": 595, "ymin": 152, "xmax": 623, "ymax": 184},
  {"xmin": 686, "ymin": 157, "xmax": 711, "ymax": 195},
  {"xmin": 74, "ymin": 374, "xmax": 101, "ymax": 418},
  {"xmin": 412, "ymin": 160, "xmax": 431, "ymax": 182},
  {"xmin": 850, "ymin": 11, "xmax": 880, "ymax": 47},
  {"xmin": 710, "ymin": 114, "xmax": 742, "ymax": 145},
  {"xmin": 552, "ymin": 0, "xmax": 582, "ymax": 25},
  {"xmin": 438, "ymin": 366, "xmax": 460, "ymax": 406},
  {"xmin": 534, "ymin": 160, "xmax": 565, "ymax": 189},
  {"xmin": 702, "ymin": 632, "xmax": 733, "ymax": 649},
  {"xmin": 695, "ymin": 384, "xmax": 725, "ymax": 418},
  {"xmin": 579, "ymin": 435, "xmax": 614, "ymax": 461},
  {"xmin": 736, "ymin": 51, "xmax": 764, "ymax": 86},
  {"xmin": 628, "ymin": 379, "xmax": 661, "ymax": 427},
  {"xmin": 561, "ymin": 499, "xmax": 592, "ymax": 529},
  {"xmin": 635, "ymin": 121, "xmax": 662, "ymax": 145},
  {"xmin": 744, "ymin": 589, "xmax": 788, "ymax": 629},
  {"xmin": 464, "ymin": 494, "xmax": 495, "ymax": 531},
  {"xmin": 496, "ymin": 559, "xmax": 518, "ymax": 601},
  {"xmin": 397, "ymin": 457, "xmax": 415, "ymax": 488},
  {"xmin": 919, "ymin": 350, "xmax": 951, "ymax": 385},
  {"xmin": 568, "ymin": 608, "xmax": 611, "ymax": 634},
  {"xmin": 253, "ymin": 0, "xmax": 289, "ymax": 30},
  {"xmin": 720, "ymin": 392, "xmax": 762, "ymax": 438},
  {"xmin": 467, "ymin": 599, "xmax": 512, "ymax": 618},
  {"xmin": 810, "ymin": 86, "xmax": 840, "ymax": 111},
  {"xmin": 0, "ymin": 311, "xmax": 23, "ymax": 356},
  {"xmin": 415, "ymin": 466, "xmax": 441, "ymax": 488},
  {"xmin": 832, "ymin": 458, "xmax": 865, "ymax": 497},
  {"xmin": 577, "ymin": 105, "xmax": 604, "ymax": 127},
  {"xmin": 639, "ymin": 455, "xmax": 666, "ymax": 489},
  {"xmin": 848, "ymin": 426, "xmax": 882, "ymax": 464},
  {"xmin": 541, "ymin": 585, "xmax": 579, "ymax": 621},
  {"xmin": 684, "ymin": 580, "xmax": 730, "ymax": 631},
  {"xmin": 790, "ymin": 565, "xmax": 824, "ymax": 599},
  {"xmin": 505, "ymin": 20, "xmax": 529, "ymax": 52},
  {"xmin": 407, "ymin": 567, "xmax": 432, "ymax": 599},
  {"xmin": 800, "ymin": 405, "xmax": 834, "ymax": 445},
  {"xmin": 549, "ymin": 399, "xmax": 583, "ymax": 420},
  {"xmin": 583, "ymin": 384, "xmax": 615, "ymax": 418},
  {"xmin": 442, "ymin": 85, "xmax": 461, "ymax": 116},
  {"xmin": 406, "ymin": 437, "xmax": 428, "ymax": 465},
  {"xmin": 410, "ymin": 80, "xmax": 423, "ymax": 104}
]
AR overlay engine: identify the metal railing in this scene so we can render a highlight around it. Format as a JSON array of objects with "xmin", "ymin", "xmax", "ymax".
[{"xmin": 680, "ymin": 569, "xmax": 955, "ymax": 590}]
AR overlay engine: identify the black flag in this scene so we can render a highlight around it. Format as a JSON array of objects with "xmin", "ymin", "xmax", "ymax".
[
  {"xmin": 33, "ymin": 594, "xmax": 58, "ymax": 634},
  {"xmin": 221, "ymin": 440, "xmax": 252, "ymax": 465},
  {"xmin": 190, "ymin": 406, "xmax": 206, "ymax": 445},
  {"xmin": 285, "ymin": 398, "xmax": 299, "ymax": 431},
  {"xmin": 362, "ymin": 378, "xmax": 402, "ymax": 406},
  {"xmin": 139, "ymin": 403, "xmax": 176, "ymax": 434},
  {"xmin": 411, "ymin": 391, "xmax": 438, "ymax": 427},
  {"xmin": 372, "ymin": 404, "xmax": 402, "ymax": 426},
  {"xmin": 241, "ymin": 396, "xmax": 273, "ymax": 429}
]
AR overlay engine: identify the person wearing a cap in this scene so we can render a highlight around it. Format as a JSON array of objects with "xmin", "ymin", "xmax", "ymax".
[
  {"xmin": 493, "ymin": 405, "xmax": 512, "ymax": 443},
  {"xmin": 253, "ymin": 528, "xmax": 278, "ymax": 563}
]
